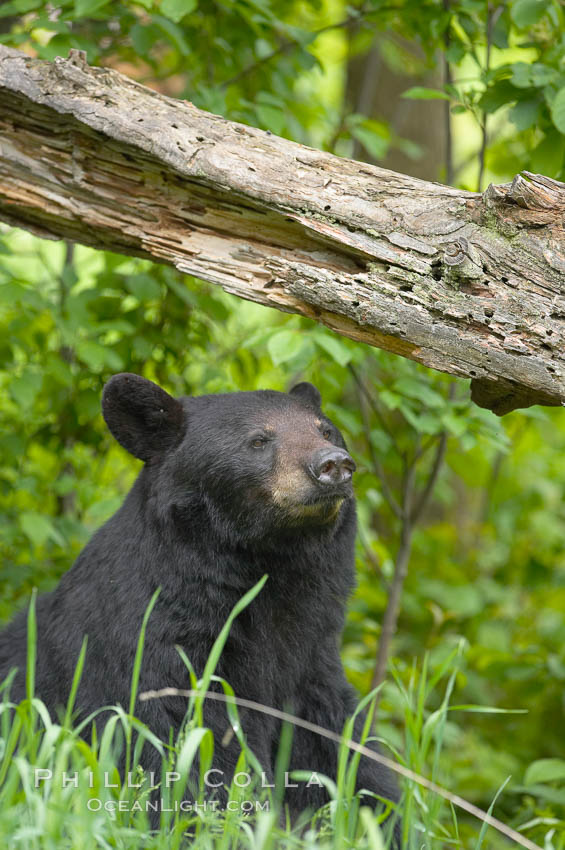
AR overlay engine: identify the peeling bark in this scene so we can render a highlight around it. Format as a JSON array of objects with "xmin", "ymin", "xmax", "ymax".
[{"xmin": 0, "ymin": 46, "xmax": 564, "ymax": 414}]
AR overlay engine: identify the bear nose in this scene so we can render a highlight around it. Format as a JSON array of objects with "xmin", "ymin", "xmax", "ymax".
[{"xmin": 310, "ymin": 448, "xmax": 356, "ymax": 486}]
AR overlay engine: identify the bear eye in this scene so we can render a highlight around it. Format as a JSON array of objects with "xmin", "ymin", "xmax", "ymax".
[
  {"xmin": 251, "ymin": 436, "xmax": 267, "ymax": 449},
  {"xmin": 322, "ymin": 428, "xmax": 332, "ymax": 440}
]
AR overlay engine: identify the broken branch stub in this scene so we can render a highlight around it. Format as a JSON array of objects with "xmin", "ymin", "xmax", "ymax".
[{"xmin": 0, "ymin": 45, "xmax": 564, "ymax": 414}]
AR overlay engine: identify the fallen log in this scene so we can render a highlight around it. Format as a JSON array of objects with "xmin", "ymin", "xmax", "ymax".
[{"xmin": 0, "ymin": 45, "xmax": 564, "ymax": 414}]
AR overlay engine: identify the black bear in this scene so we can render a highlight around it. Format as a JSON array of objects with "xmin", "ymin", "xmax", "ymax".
[{"xmin": 0, "ymin": 373, "xmax": 400, "ymax": 841}]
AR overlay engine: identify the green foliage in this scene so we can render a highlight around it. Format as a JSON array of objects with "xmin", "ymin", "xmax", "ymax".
[{"xmin": 0, "ymin": 0, "xmax": 565, "ymax": 847}]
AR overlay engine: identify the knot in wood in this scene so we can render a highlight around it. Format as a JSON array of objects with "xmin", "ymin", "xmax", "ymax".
[
  {"xmin": 443, "ymin": 237, "xmax": 468, "ymax": 266},
  {"xmin": 442, "ymin": 237, "xmax": 484, "ymax": 287}
]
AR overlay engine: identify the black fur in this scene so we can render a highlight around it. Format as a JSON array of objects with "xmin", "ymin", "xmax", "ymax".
[{"xmin": 0, "ymin": 374, "xmax": 401, "ymax": 842}]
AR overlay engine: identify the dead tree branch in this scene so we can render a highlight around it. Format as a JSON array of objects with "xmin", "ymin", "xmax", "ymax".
[{"xmin": 1, "ymin": 46, "xmax": 564, "ymax": 415}]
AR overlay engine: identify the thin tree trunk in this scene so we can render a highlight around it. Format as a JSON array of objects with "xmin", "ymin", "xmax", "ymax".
[
  {"xmin": 371, "ymin": 518, "xmax": 414, "ymax": 693},
  {"xmin": 370, "ymin": 428, "xmax": 450, "ymax": 693},
  {"xmin": 443, "ymin": 0, "xmax": 454, "ymax": 186},
  {"xmin": 346, "ymin": 35, "xmax": 447, "ymax": 181}
]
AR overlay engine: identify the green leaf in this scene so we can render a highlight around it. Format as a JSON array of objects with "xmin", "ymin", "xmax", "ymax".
[
  {"xmin": 531, "ymin": 63, "xmax": 557, "ymax": 87},
  {"xmin": 0, "ymin": 0, "xmax": 41, "ymax": 17},
  {"xmin": 531, "ymin": 132, "xmax": 565, "ymax": 178},
  {"xmin": 369, "ymin": 428, "xmax": 392, "ymax": 453},
  {"xmin": 166, "ymin": 275, "xmax": 197, "ymax": 306},
  {"xmin": 314, "ymin": 334, "xmax": 352, "ymax": 367},
  {"xmin": 45, "ymin": 354, "xmax": 73, "ymax": 387},
  {"xmin": 350, "ymin": 124, "xmax": 389, "ymax": 161},
  {"xmin": 550, "ymin": 87, "xmax": 565, "ymax": 134},
  {"xmin": 132, "ymin": 337, "xmax": 153, "ymax": 359},
  {"xmin": 511, "ymin": 784, "xmax": 565, "ymax": 805},
  {"xmin": 126, "ymin": 274, "xmax": 162, "ymax": 301},
  {"xmin": 160, "ymin": 0, "xmax": 197, "ymax": 22},
  {"xmin": 255, "ymin": 104, "xmax": 285, "ymax": 136},
  {"xmin": 402, "ymin": 86, "xmax": 450, "ymax": 101},
  {"xmin": 393, "ymin": 377, "xmax": 445, "ymax": 409},
  {"xmin": 76, "ymin": 389, "xmax": 100, "ymax": 421},
  {"xmin": 83, "ymin": 497, "xmax": 124, "ymax": 526},
  {"xmin": 396, "ymin": 137, "xmax": 423, "ymax": 160},
  {"xmin": 74, "ymin": 0, "xmax": 111, "ymax": 17},
  {"xmin": 380, "ymin": 389, "xmax": 401, "ymax": 410},
  {"xmin": 402, "ymin": 407, "xmax": 441, "ymax": 435},
  {"xmin": 0, "ymin": 282, "xmax": 29, "ymax": 303},
  {"xmin": 267, "ymin": 330, "xmax": 305, "ymax": 366},
  {"xmin": 511, "ymin": 0, "xmax": 550, "ymax": 29},
  {"xmin": 525, "ymin": 759, "xmax": 565, "ymax": 785},
  {"xmin": 510, "ymin": 63, "xmax": 532, "ymax": 89},
  {"xmin": 479, "ymin": 80, "xmax": 519, "ymax": 113},
  {"xmin": 440, "ymin": 411, "xmax": 467, "ymax": 438},
  {"xmin": 508, "ymin": 99, "xmax": 540, "ymax": 131},
  {"xmin": 76, "ymin": 340, "xmax": 123, "ymax": 372},
  {"xmin": 326, "ymin": 405, "xmax": 363, "ymax": 438},
  {"xmin": 492, "ymin": 12, "xmax": 510, "ymax": 49},
  {"xmin": 0, "ymin": 434, "xmax": 26, "ymax": 459},
  {"xmin": 420, "ymin": 579, "xmax": 483, "ymax": 617},
  {"xmin": 20, "ymin": 513, "xmax": 65, "ymax": 548},
  {"xmin": 10, "ymin": 370, "xmax": 42, "ymax": 408},
  {"xmin": 130, "ymin": 23, "xmax": 158, "ymax": 56},
  {"xmin": 150, "ymin": 14, "xmax": 191, "ymax": 56}
]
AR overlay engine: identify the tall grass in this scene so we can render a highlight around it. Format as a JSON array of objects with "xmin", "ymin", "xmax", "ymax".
[{"xmin": 0, "ymin": 585, "xmax": 548, "ymax": 850}]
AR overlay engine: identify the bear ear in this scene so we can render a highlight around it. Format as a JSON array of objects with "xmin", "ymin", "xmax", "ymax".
[
  {"xmin": 102, "ymin": 373, "xmax": 185, "ymax": 462},
  {"xmin": 289, "ymin": 381, "xmax": 322, "ymax": 411}
]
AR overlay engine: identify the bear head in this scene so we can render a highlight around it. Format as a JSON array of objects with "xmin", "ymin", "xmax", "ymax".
[{"xmin": 102, "ymin": 373, "xmax": 356, "ymax": 543}]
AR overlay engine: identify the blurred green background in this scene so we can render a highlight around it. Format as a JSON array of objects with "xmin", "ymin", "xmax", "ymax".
[{"xmin": 1, "ymin": 0, "xmax": 565, "ymax": 845}]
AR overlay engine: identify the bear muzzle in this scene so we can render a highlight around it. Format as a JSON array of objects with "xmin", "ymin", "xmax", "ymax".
[{"xmin": 308, "ymin": 447, "xmax": 356, "ymax": 488}]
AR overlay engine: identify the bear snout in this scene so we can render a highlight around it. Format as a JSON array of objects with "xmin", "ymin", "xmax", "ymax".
[{"xmin": 308, "ymin": 447, "xmax": 356, "ymax": 487}]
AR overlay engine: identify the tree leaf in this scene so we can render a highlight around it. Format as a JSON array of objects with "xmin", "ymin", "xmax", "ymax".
[
  {"xmin": 76, "ymin": 340, "xmax": 123, "ymax": 372},
  {"xmin": 350, "ymin": 124, "xmax": 389, "ymax": 160},
  {"xmin": 126, "ymin": 274, "xmax": 162, "ymax": 301},
  {"xmin": 0, "ymin": 0, "xmax": 41, "ymax": 17},
  {"xmin": 510, "ymin": 62, "xmax": 532, "ymax": 89},
  {"xmin": 531, "ymin": 132, "xmax": 565, "ymax": 178},
  {"xmin": 393, "ymin": 377, "xmax": 445, "ymax": 409},
  {"xmin": 160, "ymin": 0, "xmax": 197, "ymax": 24},
  {"xmin": 508, "ymin": 99, "xmax": 540, "ymax": 131},
  {"xmin": 20, "ymin": 513, "xmax": 65, "ymax": 548},
  {"xmin": 152, "ymin": 14, "xmax": 191, "ymax": 54},
  {"xmin": 380, "ymin": 389, "xmax": 401, "ymax": 410},
  {"xmin": 267, "ymin": 330, "xmax": 304, "ymax": 365},
  {"xmin": 440, "ymin": 411, "xmax": 467, "ymax": 438},
  {"xmin": 402, "ymin": 86, "xmax": 450, "ymax": 101},
  {"xmin": 531, "ymin": 63, "xmax": 557, "ymax": 86},
  {"xmin": 255, "ymin": 104, "xmax": 285, "ymax": 136},
  {"xmin": 74, "ymin": 0, "xmax": 111, "ymax": 17},
  {"xmin": 550, "ymin": 87, "xmax": 565, "ymax": 134},
  {"xmin": 402, "ymin": 407, "xmax": 442, "ymax": 435},
  {"xmin": 525, "ymin": 759, "xmax": 565, "ymax": 785},
  {"xmin": 10, "ymin": 370, "xmax": 42, "ymax": 408},
  {"xmin": 479, "ymin": 80, "xmax": 519, "ymax": 113},
  {"xmin": 314, "ymin": 334, "xmax": 352, "ymax": 367},
  {"xmin": 511, "ymin": 0, "xmax": 550, "ymax": 29}
]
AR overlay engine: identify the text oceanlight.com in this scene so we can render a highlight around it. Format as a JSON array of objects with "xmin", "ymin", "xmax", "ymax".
[{"xmin": 87, "ymin": 799, "xmax": 271, "ymax": 813}]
